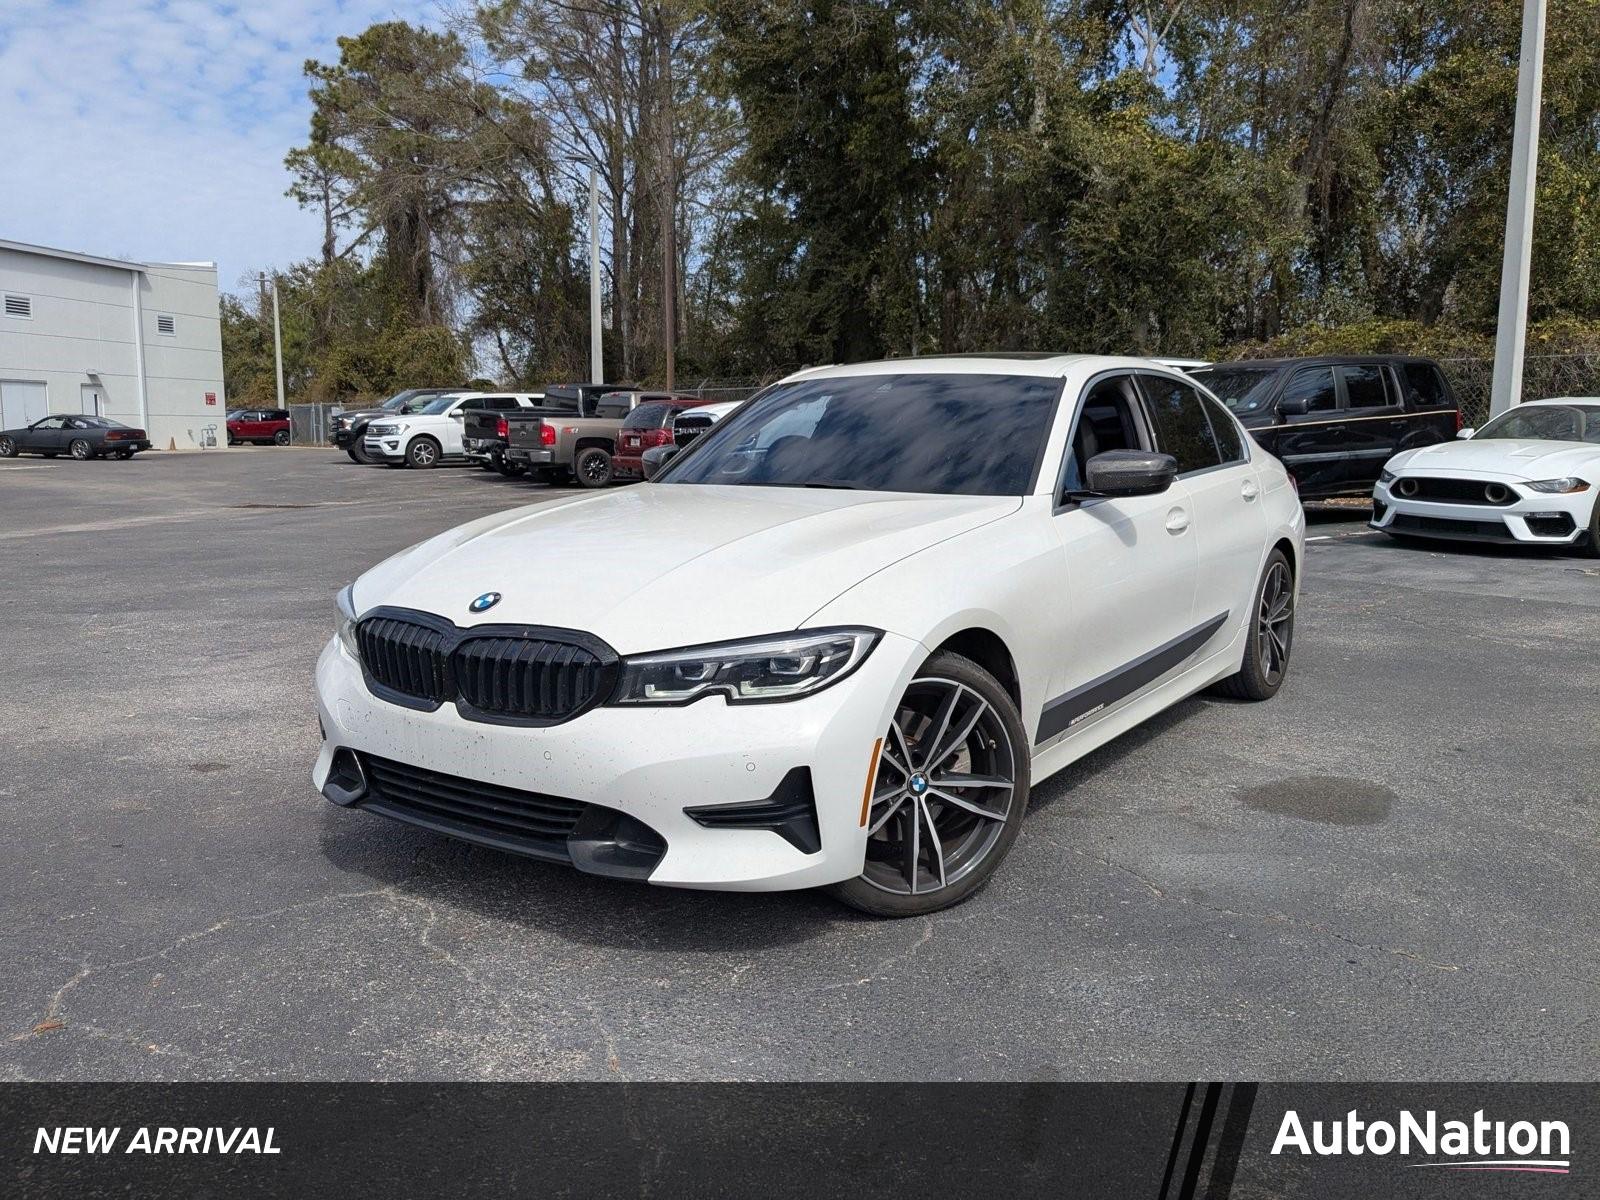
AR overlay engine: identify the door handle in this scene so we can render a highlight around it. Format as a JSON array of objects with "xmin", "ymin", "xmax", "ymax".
[
  {"xmin": 1241, "ymin": 480, "xmax": 1259, "ymax": 502},
  {"xmin": 1165, "ymin": 507, "xmax": 1190, "ymax": 534}
]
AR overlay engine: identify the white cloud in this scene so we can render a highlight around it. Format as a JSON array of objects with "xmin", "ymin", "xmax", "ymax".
[{"xmin": 0, "ymin": 0, "xmax": 440, "ymax": 293}]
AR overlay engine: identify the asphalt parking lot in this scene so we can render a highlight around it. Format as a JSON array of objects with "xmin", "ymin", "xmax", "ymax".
[{"xmin": 2, "ymin": 449, "xmax": 1596, "ymax": 1082}]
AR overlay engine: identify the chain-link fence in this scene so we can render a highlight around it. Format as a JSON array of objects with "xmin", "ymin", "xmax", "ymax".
[
  {"xmin": 1439, "ymin": 353, "xmax": 1600, "ymax": 428},
  {"xmin": 288, "ymin": 403, "xmax": 347, "ymax": 446}
]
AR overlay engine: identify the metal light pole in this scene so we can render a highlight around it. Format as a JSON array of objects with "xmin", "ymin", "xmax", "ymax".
[
  {"xmin": 260, "ymin": 270, "xmax": 285, "ymax": 410},
  {"xmin": 589, "ymin": 165, "xmax": 604, "ymax": 385},
  {"xmin": 1489, "ymin": 0, "xmax": 1547, "ymax": 418}
]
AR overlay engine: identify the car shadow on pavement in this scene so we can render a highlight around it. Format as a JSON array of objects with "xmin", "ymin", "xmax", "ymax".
[{"xmin": 316, "ymin": 811, "xmax": 843, "ymax": 953}]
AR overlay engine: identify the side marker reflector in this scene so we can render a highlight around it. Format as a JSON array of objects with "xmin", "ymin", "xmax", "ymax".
[{"xmin": 859, "ymin": 737, "xmax": 884, "ymax": 827}]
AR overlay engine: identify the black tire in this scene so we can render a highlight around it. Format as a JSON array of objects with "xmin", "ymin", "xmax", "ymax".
[
  {"xmin": 829, "ymin": 651, "xmax": 1030, "ymax": 918},
  {"xmin": 274, "ymin": 429, "xmax": 290, "ymax": 446},
  {"xmin": 114, "ymin": 449, "xmax": 133, "ymax": 460},
  {"xmin": 345, "ymin": 445, "xmax": 364, "ymax": 463},
  {"xmin": 1210, "ymin": 549, "xmax": 1294, "ymax": 701},
  {"xmin": 405, "ymin": 436, "xmax": 441, "ymax": 469},
  {"xmin": 0, "ymin": 436, "xmax": 16, "ymax": 458},
  {"xmin": 69, "ymin": 439, "xmax": 94, "ymax": 461},
  {"xmin": 351, "ymin": 438, "xmax": 378, "ymax": 464},
  {"xmin": 228, "ymin": 435, "xmax": 240, "ymax": 446},
  {"xmin": 573, "ymin": 446, "xmax": 614, "ymax": 488},
  {"xmin": 1583, "ymin": 496, "xmax": 1600, "ymax": 559}
]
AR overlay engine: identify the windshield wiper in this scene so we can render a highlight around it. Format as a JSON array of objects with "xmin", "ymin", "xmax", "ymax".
[{"xmin": 800, "ymin": 479, "xmax": 861, "ymax": 490}]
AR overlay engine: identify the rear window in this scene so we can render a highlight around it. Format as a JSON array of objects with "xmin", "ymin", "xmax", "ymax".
[
  {"xmin": 541, "ymin": 388, "xmax": 583, "ymax": 414},
  {"xmin": 1399, "ymin": 363, "xmax": 1451, "ymax": 408},
  {"xmin": 623, "ymin": 403, "xmax": 676, "ymax": 430}
]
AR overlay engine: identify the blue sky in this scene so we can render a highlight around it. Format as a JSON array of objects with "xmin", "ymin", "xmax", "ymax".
[{"xmin": 0, "ymin": 0, "xmax": 438, "ymax": 296}]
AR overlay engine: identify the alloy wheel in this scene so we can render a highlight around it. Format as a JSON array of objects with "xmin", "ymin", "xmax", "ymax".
[
  {"xmin": 1258, "ymin": 560, "xmax": 1293, "ymax": 685},
  {"xmin": 0, "ymin": 436, "xmax": 15, "ymax": 457},
  {"xmin": 861, "ymin": 678, "xmax": 1018, "ymax": 896},
  {"xmin": 410, "ymin": 441, "xmax": 437, "ymax": 467},
  {"xmin": 70, "ymin": 439, "xmax": 91, "ymax": 460}
]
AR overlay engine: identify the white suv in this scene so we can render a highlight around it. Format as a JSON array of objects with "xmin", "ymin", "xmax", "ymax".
[{"xmin": 363, "ymin": 392, "xmax": 540, "ymax": 468}]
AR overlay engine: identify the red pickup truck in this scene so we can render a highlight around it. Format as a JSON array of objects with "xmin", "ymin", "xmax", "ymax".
[{"xmin": 613, "ymin": 395, "xmax": 715, "ymax": 480}]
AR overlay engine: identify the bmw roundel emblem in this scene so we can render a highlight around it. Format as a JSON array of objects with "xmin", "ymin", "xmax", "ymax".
[{"xmin": 469, "ymin": 592, "xmax": 502, "ymax": 614}]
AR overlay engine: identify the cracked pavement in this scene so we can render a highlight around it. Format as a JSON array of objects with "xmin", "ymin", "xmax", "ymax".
[{"xmin": 1, "ymin": 452, "xmax": 1596, "ymax": 1080}]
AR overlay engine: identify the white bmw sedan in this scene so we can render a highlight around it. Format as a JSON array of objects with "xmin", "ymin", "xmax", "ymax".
[
  {"xmin": 314, "ymin": 355, "xmax": 1304, "ymax": 915},
  {"xmin": 1372, "ymin": 397, "xmax": 1600, "ymax": 553}
]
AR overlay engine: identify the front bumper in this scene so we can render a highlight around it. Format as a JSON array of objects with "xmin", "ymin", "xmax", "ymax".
[
  {"xmin": 1372, "ymin": 476, "xmax": 1594, "ymax": 545},
  {"xmin": 362, "ymin": 436, "xmax": 404, "ymax": 462},
  {"xmin": 312, "ymin": 630, "xmax": 923, "ymax": 890}
]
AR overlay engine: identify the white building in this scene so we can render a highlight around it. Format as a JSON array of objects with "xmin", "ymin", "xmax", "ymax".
[{"xmin": 0, "ymin": 238, "xmax": 226, "ymax": 448}]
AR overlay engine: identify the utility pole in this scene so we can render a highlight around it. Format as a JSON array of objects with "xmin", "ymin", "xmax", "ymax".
[
  {"xmin": 258, "ymin": 271, "xmax": 286, "ymax": 420},
  {"xmin": 589, "ymin": 165, "xmax": 604, "ymax": 385},
  {"xmin": 658, "ymin": 2, "xmax": 677, "ymax": 392},
  {"xmin": 1489, "ymin": 0, "xmax": 1547, "ymax": 418}
]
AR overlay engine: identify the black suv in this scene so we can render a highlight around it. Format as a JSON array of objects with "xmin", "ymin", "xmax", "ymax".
[{"xmin": 1188, "ymin": 356, "xmax": 1461, "ymax": 498}]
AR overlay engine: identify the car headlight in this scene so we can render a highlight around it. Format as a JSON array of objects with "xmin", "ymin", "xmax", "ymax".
[
  {"xmin": 370, "ymin": 423, "xmax": 398, "ymax": 436},
  {"xmin": 609, "ymin": 628, "xmax": 881, "ymax": 706},
  {"xmin": 336, "ymin": 585, "xmax": 359, "ymax": 657},
  {"xmin": 1523, "ymin": 477, "xmax": 1590, "ymax": 494},
  {"xmin": 1378, "ymin": 469, "xmax": 1396, "ymax": 486}
]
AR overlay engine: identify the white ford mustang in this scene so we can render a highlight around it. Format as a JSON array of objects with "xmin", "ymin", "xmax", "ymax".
[
  {"xmin": 314, "ymin": 355, "xmax": 1305, "ymax": 915},
  {"xmin": 1372, "ymin": 397, "xmax": 1600, "ymax": 553}
]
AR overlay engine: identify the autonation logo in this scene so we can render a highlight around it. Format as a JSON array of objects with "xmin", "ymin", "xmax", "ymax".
[{"xmin": 1272, "ymin": 1109, "xmax": 1571, "ymax": 1175}]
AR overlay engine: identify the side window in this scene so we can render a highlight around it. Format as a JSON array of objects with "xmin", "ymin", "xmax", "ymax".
[
  {"xmin": 1061, "ymin": 374, "xmax": 1147, "ymax": 495},
  {"xmin": 1340, "ymin": 364, "xmax": 1391, "ymax": 410},
  {"xmin": 1281, "ymin": 367, "xmax": 1338, "ymax": 414},
  {"xmin": 1200, "ymin": 396, "xmax": 1246, "ymax": 464},
  {"xmin": 1400, "ymin": 363, "xmax": 1448, "ymax": 408},
  {"xmin": 1139, "ymin": 374, "xmax": 1224, "ymax": 473}
]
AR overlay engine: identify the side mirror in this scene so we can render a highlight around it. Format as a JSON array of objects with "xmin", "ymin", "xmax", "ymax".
[
  {"xmin": 642, "ymin": 444, "xmax": 679, "ymax": 480},
  {"xmin": 449, "ymin": 410, "xmax": 465, "ymax": 419},
  {"xmin": 1456, "ymin": 427, "xmax": 1474, "ymax": 439},
  {"xmin": 1278, "ymin": 396, "xmax": 1311, "ymax": 417},
  {"xmin": 1078, "ymin": 450, "xmax": 1178, "ymax": 499}
]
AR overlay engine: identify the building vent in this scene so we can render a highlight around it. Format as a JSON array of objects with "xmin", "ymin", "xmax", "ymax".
[
  {"xmin": 156, "ymin": 313, "xmax": 176, "ymax": 335},
  {"xmin": 3, "ymin": 294, "xmax": 31, "ymax": 318}
]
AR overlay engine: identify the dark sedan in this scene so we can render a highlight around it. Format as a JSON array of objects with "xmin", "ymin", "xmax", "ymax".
[{"xmin": 0, "ymin": 414, "xmax": 151, "ymax": 460}]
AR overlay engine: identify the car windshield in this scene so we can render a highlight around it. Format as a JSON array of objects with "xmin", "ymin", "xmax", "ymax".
[
  {"xmin": 416, "ymin": 394, "xmax": 465, "ymax": 415},
  {"xmin": 1473, "ymin": 403, "xmax": 1600, "ymax": 444},
  {"xmin": 380, "ymin": 394, "xmax": 414, "ymax": 412},
  {"xmin": 661, "ymin": 373, "xmax": 1062, "ymax": 495},
  {"xmin": 1189, "ymin": 366, "xmax": 1279, "ymax": 413}
]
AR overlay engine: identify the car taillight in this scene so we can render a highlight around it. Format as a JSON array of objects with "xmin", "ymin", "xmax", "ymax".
[
  {"xmin": 540, "ymin": 424, "xmax": 556, "ymax": 446},
  {"xmin": 644, "ymin": 429, "xmax": 672, "ymax": 448},
  {"xmin": 496, "ymin": 416, "xmax": 508, "ymax": 439},
  {"xmin": 1453, "ymin": 409, "xmax": 1463, "ymax": 433}
]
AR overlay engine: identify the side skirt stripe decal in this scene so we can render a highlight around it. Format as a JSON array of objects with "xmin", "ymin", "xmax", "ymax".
[{"xmin": 1035, "ymin": 612, "xmax": 1230, "ymax": 745}]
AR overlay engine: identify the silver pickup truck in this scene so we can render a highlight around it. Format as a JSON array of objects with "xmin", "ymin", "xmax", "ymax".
[{"xmin": 502, "ymin": 385, "xmax": 644, "ymax": 487}]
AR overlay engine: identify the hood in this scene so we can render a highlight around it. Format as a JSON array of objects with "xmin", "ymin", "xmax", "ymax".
[
  {"xmin": 1392, "ymin": 438, "xmax": 1600, "ymax": 479},
  {"xmin": 353, "ymin": 485, "xmax": 1019, "ymax": 653}
]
